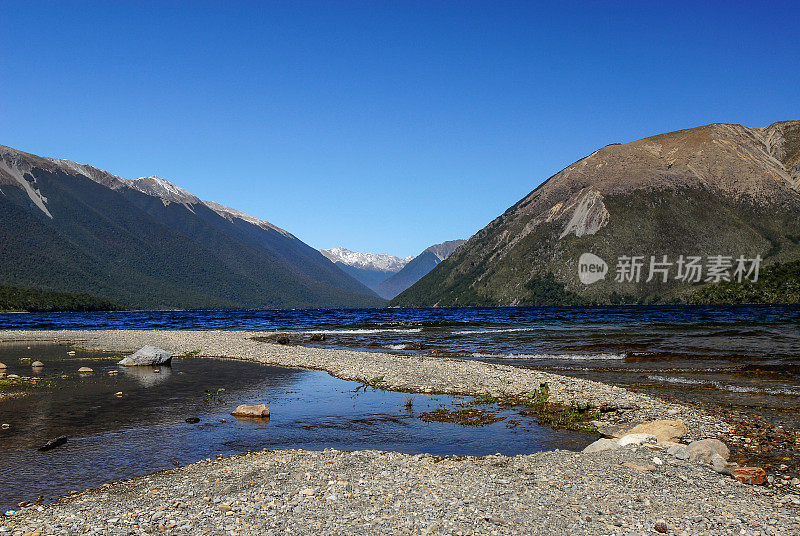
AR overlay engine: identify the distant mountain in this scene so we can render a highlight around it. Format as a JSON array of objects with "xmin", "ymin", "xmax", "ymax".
[
  {"xmin": 0, "ymin": 144, "xmax": 384, "ymax": 309},
  {"xmin": 390, "ymin": 121, "xmax": 800, "ymax": 306},
  {"xmin": 320, "ymin": 247, "xmax": 411, "ymax": 292},
  {"xmin": 377, "ymin": 240, "xmax": 466, "ymax": 299}
]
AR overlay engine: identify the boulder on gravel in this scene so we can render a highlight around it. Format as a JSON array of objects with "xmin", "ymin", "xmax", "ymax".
[
  {"xmin": 582, "ymin": 438, "xmax": 621, "ymax": 453},
  {"xmin": 711, "ymin": 453, "xmax": 739, "ymax": 475},
  {"xmin": 687, "ymin": 438, "xmax": 729, "ymax": 463},
  {"xmin": 618, "ymin": 433, "xmax": 657, "ymax": 447},
  {"xmin": 118, "ymin": 346, "xmax": 173, "ymax": 367},
  {"xmin": 231, "ymin": 404, "xmax": 270, "ymax": 418},
  {"xmin": 625, "ymin": 420, "xmax": 687, "ymax": 443},
  {"xmin": 31, "ymin": 361, "xmax": 44, "ymax": 368}
]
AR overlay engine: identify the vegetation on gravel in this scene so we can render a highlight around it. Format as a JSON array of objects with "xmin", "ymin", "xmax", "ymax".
[
  {"xmin": 474, "ymin": 383, "xmax": 601, "ymax": 431},
  {"xmin": 420, "ymin": 407, "xmax": 506, "ymax": 426}
]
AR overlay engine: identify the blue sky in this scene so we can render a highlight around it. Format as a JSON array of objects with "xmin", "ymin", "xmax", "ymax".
[{"xmin": 2, "ymin": 1, "xmax": 798, "ymax": 258}]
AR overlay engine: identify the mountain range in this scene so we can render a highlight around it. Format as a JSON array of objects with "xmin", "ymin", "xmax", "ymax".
[
  {"xmin": 375, "ymin": 240, "xmax": 466, "ymax": 299},
  {"xmin": 391, "ymin": 120, "xmax": 800, "ymax": 306},
  {"xmin": 320, "ymin": 248, "xmax": 412, "ymax": 294},
  {"xmin": 0, "ymin": 145, "xmax": 383, "ymax": 309},
  {"xmin": 322, "ymin": 241, "xmax": 465, "ymax": 299}
]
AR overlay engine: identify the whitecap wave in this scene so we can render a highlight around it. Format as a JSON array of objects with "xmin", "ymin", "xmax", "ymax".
[
  {"xmin": 471, "ymin": 352, "xmax": 626, "ymax": 361},
  {"xmin": 304, "ymin": 328, "xmax": 423, "ymax": 335},
  {"xmin": 646, "ymin": 375, "xmax": 800, "ymax": 396}
]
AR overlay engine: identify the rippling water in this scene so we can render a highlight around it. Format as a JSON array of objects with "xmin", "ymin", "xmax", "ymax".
[{"xmin": 2, "ymin": 305, "xmax": 799, "ymax": 417}]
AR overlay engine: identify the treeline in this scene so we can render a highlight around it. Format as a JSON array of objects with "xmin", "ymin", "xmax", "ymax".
[
  {"xmin": 0, "ymin": 285, "xmax": 125, "ymax": 312},
  {"xmin": 689, "ymin": 259, "xmax": 800, "ymax": 304}
]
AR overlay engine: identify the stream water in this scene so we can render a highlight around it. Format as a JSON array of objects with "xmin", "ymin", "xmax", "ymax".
[{"xmin": 0, "ymin": 342, "xmax": 592, "ymax": 510}]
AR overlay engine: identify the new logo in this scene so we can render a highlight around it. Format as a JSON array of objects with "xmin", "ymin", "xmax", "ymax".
[{"xmin": 578, "ymin": 253, "xmax": 608, "ymax": 285}]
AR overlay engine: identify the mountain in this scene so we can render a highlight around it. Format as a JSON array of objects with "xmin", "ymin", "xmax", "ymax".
[
  {"xmin": 390, "ymin": 121, "xmax": 800, "ymax": 306},
  {"xmin": 377, "ymin": 240, "xmax": 466, "ymax": 299},
  {"xmin": 320, "ymin": 248, "xmax": 412, "ymax": 293},
  {"xmin": 0, "ymin": 144, "xmax": 384, "ymax": 309}
]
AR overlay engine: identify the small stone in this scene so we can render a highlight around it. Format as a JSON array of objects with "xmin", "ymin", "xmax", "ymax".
[
  {"xmin": 77, "ymin": 367, "xmax": 93, "ymax": 374},
  {"xmin": 231, "ymin": 404, "xmax": 270, "ymax": 418},
  {"xmin": 1, "ymin": 424, "xmax": 9, "ymax": 430},
  {"xmin": 31, "ymin": 361, "xmax": 44, "ymax": 368},
  {"xmin": 654, "ymin": 520, "xmax": 668, "ymax": 533},
  {"xmin": 618, "ymin": 433, "xmax": 657, "ymax": 447},
  {"xmin": 185, "ymin": 417, "xmax": 200, "ymax": 424},
  {"xmin": 652, "ymin": 456, "xmax": 664, "ymax": 466},
  {"xmin": 218, "ymin": 504, "xmax": 231, "ymax": 512},
  {"xmin": 38, "ymin": 436, "xmax": 68, "ymax": 451},
  {"xmin": 733, "ymin": 467, "xmax": 767, "ymax": 485},
  {"xmin": 114, "ymin": 392, "xmax": 123, "ymax": 398},
  {"xmin": 0, "ymin": 363, "xmax": 5, "ymax": 370},
  {"xmin": 300, "ymin": 488, "xmax": 315, "ymax": 496}
]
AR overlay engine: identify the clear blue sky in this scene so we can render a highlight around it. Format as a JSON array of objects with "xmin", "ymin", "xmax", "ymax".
[{"xmin": 2, "ymin": 1, "xmax": 798, "ymax": 258}]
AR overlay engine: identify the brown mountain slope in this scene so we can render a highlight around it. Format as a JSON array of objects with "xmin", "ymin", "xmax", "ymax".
[{"xmin": 391, "ymin": 121, "xmax": 800, "ymax": 306}]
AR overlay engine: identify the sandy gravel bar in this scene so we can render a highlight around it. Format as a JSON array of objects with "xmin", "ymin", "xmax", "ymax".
[
  {"xmin": 5, "ymin": 447, "xmax": 800, "ymax": 535},
  {"xmin": 1, "ymin": 330, "xmax": 728, "ymax": 439},
  {"xmin": 3, "ymin": 330, "xmax": 798, "ymax": 535}
]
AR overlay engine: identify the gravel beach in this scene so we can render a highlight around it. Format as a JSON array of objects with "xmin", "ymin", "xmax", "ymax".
[{"xmin": 1, "ymin": 330, "xmax": 798, "ymax": 535}]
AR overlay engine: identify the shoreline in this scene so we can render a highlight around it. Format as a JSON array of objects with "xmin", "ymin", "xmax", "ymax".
[
  {"xmin": 1, "ymin": 330, "xmax": 730, "ymax": 439},
  {"xmin": 2, "ymin": 330, "xmax": 799, "ymax": 534}
]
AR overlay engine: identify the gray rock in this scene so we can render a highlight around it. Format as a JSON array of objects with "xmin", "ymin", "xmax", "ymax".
[
  {"xmin": 582, "ymin": 438, "xmax": 621, "ymax": 454},
  {"xmin": 687, "ymin": 438, "xmax": 729, "ymax": 463},
  {"xmin": 710, "ymin": 453, "xmax": 738, "ymax": 475},
  {"xmin": 118, "ymin": 346, "xmax": 173, "ymax": 367},
  {"xmin": 666, "ymin": 444, "xmax": 690, "ymax": 460}
]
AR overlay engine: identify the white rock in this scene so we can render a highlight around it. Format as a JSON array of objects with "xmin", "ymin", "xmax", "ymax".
[
  {"xmin": 618, "ymin": 433, "xmax": 658, "ymax": 447},
  {"xmin": 118, "ymin": 346, "xmax": 173, "ymax": 367}
]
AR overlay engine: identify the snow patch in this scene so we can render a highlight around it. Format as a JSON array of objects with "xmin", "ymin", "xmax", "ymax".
[
  {"xmin": 320, "ymin": 248, "xmax": 412, "ymax": 272},
  {"xmin": 128, "ymin": 176, "xmax": 200, "ymax": 205},
  {"xmin": 203, "ymin": 200, "xmax": 294, "ymax": 238}
]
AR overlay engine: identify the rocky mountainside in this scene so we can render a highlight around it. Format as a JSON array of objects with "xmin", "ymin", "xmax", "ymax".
[
  {"xmin": 320, "ymin": 248, "xmax": 411, "ymax": 292},
  {"xmin": 0, "ymin": 144, "xmax": 383, "ymax": 309},
  {"xmin": 390, "ymin": 121, "xmax": 800, "ymax": 306},
  {"xmin": 377, "ymin": 240, "xmax": 466, "ymax": 299}
]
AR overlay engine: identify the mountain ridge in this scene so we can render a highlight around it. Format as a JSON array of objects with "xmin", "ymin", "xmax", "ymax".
[
  {"xmin": 0, "ymin": 144, "xmax": 383, "ymax": 309},
  {"xmin": 390, "ymin": 120, "xmax": 800, "ymax": 306}
]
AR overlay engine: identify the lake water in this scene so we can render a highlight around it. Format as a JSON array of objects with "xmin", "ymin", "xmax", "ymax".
[
  {"xmin": 0, "ymin": 342, "xmax": 591, "ymax": 511},
  {"xmin": 2, "ymin": 305, "xmax": 798, "ymax": 417}
]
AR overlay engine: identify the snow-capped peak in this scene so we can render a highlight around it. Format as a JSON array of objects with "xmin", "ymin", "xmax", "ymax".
[
  {"xmin": 128, "ymin": 175, "xmax": 200, "ymax": 205},
  {"xmin": 320, "ymin": 247, "xmax": 412, "ymax": 272}
]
